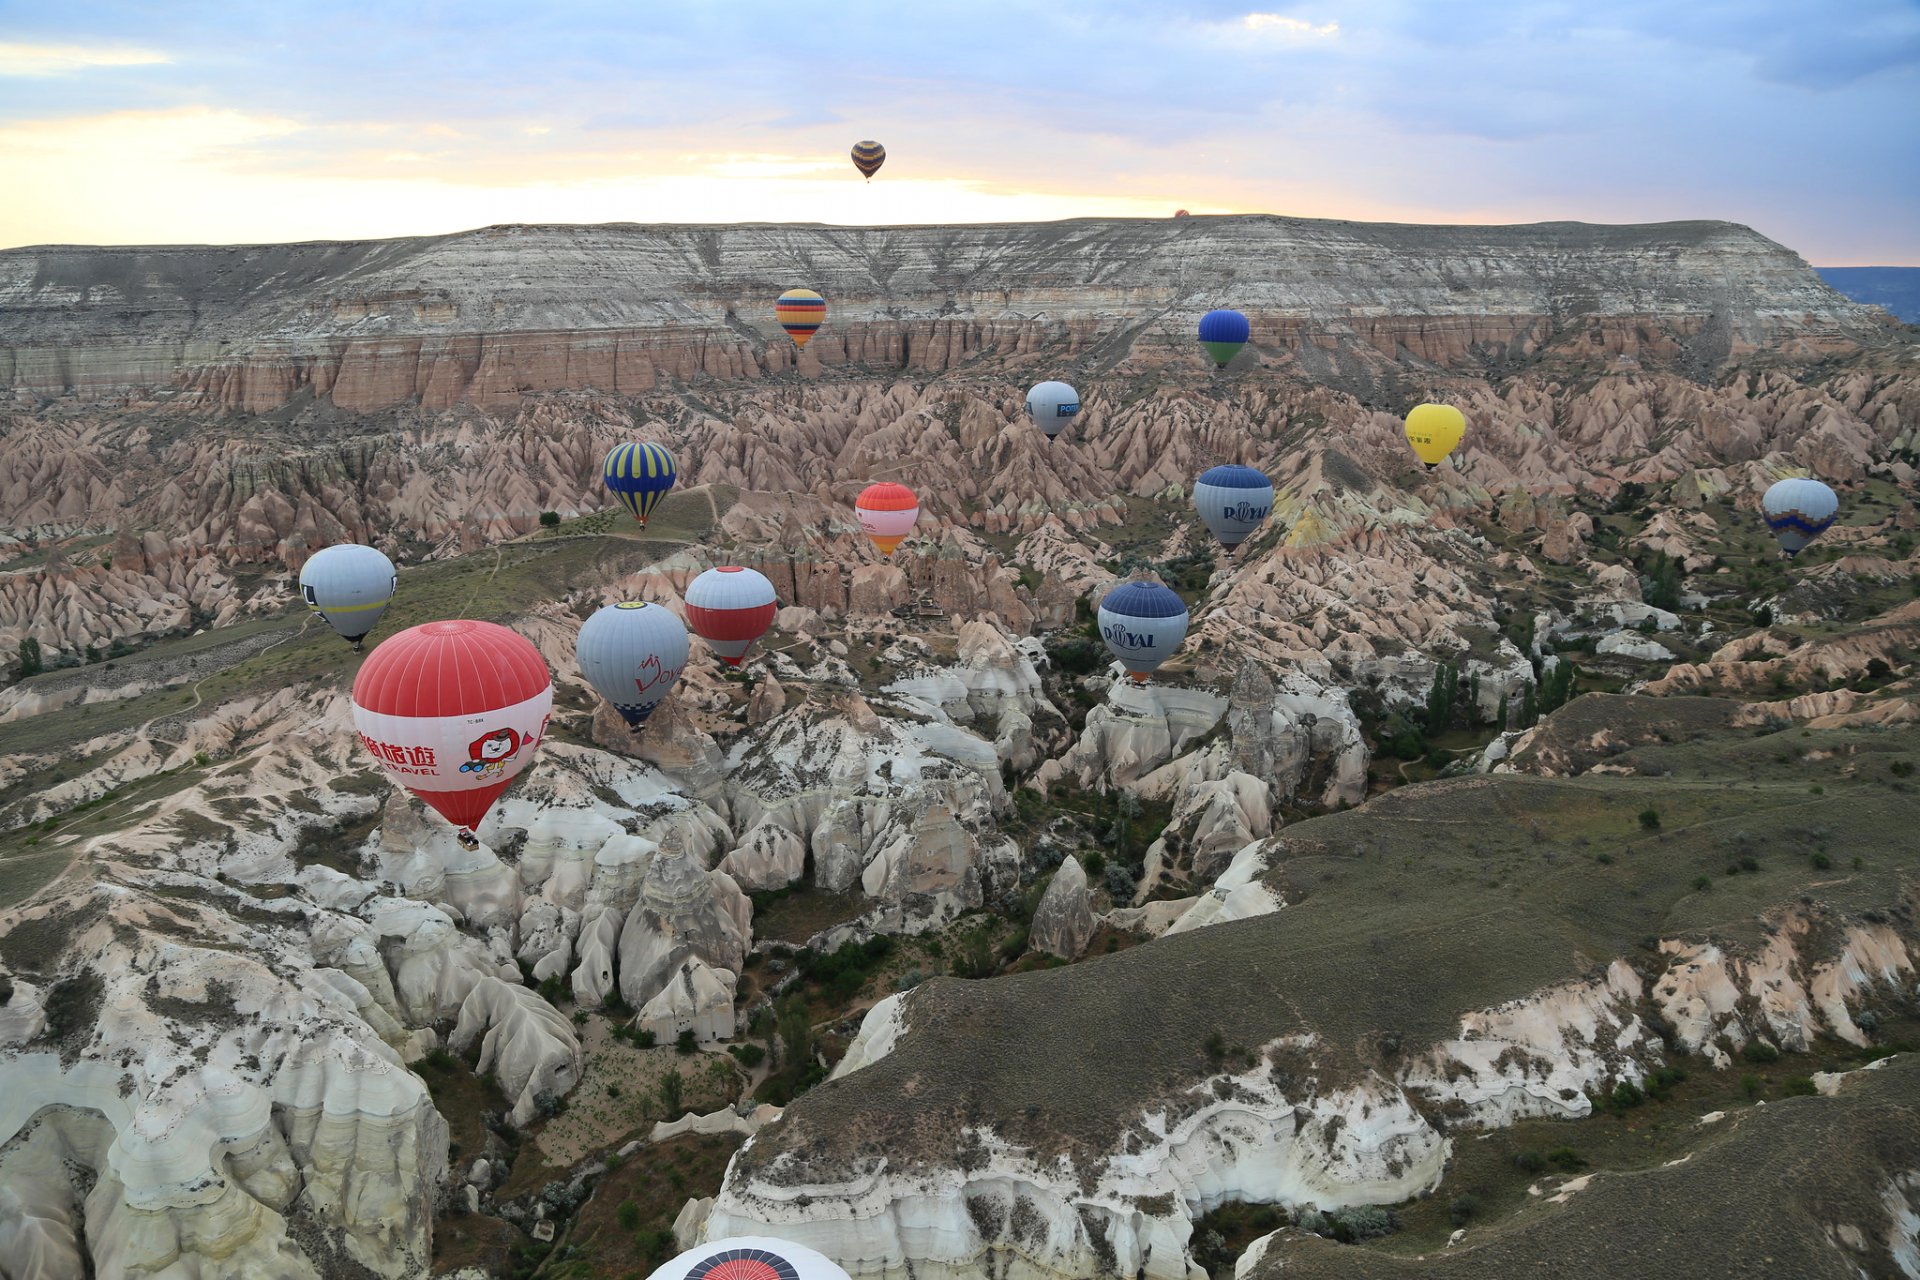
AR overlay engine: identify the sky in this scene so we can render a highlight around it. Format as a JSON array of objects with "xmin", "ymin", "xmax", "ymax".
[{"xmin": 0, "ymin": 0, "xmax": 1916, "ymax": 262}]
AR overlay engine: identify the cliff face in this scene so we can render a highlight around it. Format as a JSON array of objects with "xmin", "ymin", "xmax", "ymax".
[{"xmin": 0, "ymin": 217, "xmax": 1883, "ymax": 411}]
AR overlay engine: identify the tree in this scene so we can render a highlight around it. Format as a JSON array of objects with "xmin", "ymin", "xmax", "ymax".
[
  {"xmin": 776, "ymin": 995, "xmax": 812, "ymax": 1079},
  {"xmin": 1496, "ymin": 691, "xmax": 1509, "ymax": 731},
  {"xmin": 538, "ymin": 510, "xmax": 561, "ymax": 528},
  {"xmin": 1641, "ymin": 551, "xmax": 1682, "ymax": 612},
  {"xmin": 656, "ymin": 1069, "xmax": 684, "ymax": 1119},
  {"xmin": 1520, "ymin": 683, "xmax": 1538, "ymax": 728},
  {"xmin": 14, "ymin": 637, "xmax": 42, "ymax": 680},
  {"xmin": 1425, "ymin": 664, "xmax": 1459, "ymax": 737}
]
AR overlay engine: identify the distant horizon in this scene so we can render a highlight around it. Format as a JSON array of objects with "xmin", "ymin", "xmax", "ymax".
[
  {"xmin": 1, "ymin": 210, "xmax": 1912, "ymax": 268},
  {"xmin": 2, "ymin": 2, "xmax": 1915, "ymax": 263}
]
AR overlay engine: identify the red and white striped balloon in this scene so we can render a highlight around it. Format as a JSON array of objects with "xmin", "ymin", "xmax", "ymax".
[
  {"xmin": 350, "ymin": 619, "xmax": 553, "ymax": 838},
  {"xmin": 684, "ymin": 566, "xmax": 778, "ymax": 667}
]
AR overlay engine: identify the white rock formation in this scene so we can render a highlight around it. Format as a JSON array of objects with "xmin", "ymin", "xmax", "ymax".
[
  {"xmin": 718, "ymin": 819, "xmax": 809, "ymax": 893},
  {"xmin": 636, "ymin": 959, "xmax": 740, "ymax": 1044},
  {"xmin": 616, "ymin": 836, "xmax": 753, "ymax": 1013},
  {"xmin": 449, "ymin": 977, "xmax": 584, "ymax": 1127},
  {"xmin": 1029, "ymin": 857, "xmax": 1095, "ymax": 960}
]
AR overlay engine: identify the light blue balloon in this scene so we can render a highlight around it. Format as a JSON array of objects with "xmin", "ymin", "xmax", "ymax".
[
  {"xmin": 1761, "ymin": 477, "xmax": 1838, "ymax": 557},
  {"xmin": 299, "ymin": 543, "xmax": 397, "ymax": 650},
  {"xmin": 577, "ymin": 601, "xmax": 689, "ymax": 730},
  {"xmin": 1193, "ymin": 465, "xmax": 1274, "ymax": 551}
]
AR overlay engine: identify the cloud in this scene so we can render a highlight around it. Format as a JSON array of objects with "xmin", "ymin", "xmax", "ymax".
[
  {"xmin": 1236, "ymin": 13, "xmax": 1341, "ymax": 41},
  {"xmin": 0, "ymin": 42, "xmax": 170, "ymax": 77}
]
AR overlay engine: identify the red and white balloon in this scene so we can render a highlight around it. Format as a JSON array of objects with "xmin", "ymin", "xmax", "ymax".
[
  {"xmin": 684, "ymin": 566, "xmax": 778, "ymax": 667},
  {"xmin": 350, "ymin": 619, "xmax": 553, "ymax": 840}
]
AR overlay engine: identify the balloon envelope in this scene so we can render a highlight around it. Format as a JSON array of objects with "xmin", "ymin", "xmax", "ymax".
[
  {"xmin": 300, "ymin": 543, "xmax": 397, "ymax": 648},
  {"xmin": 351, "ymin": 620, "xmax": 552, "ymax": 836},
  {"xmin": 577, "ymin": 602, "xmax": 688, "ymax": 730},
  {"xmin": 604, "ymin": 442, "xmax": 678, "ymax": 526},
  {"xmin": 1024, "ymin": 381, "xmax": 1081, "ymax": 438},
  {"xmin": 851, "ymin": 141, "xmax": 885, "ymax": 179},
  {"xmin": 1762, "ymin": 477, "xmax": 1839, "ymax": 556},
  {"xmin": 776, "ymin": 289, "xmax": 825, "ymax": 349},
  {"xmin": 1193, "ymin": 465, "xmax": 1275, "ymax": 551},
  {"xmin": 1197, "ymin": 310, "xmax": 1250, "ymax": 368},
  {"xmin": 1096, "ymin": 580, "xmax": 1190, "ymax": 683},
  {"xmin": 685, "ymin": 567, "xmax": 778, "ymax": 666},
  {"xmin": 647, "ymin": 1236, "xmax": 851, "ymax": 1280},
  {"xmin": 1404, "ymin": 404, "xmax": 1466, "ymax": 468},
  {"xmin": 855, "ymin": 482, "xmax": 919, "ymax": 555}
]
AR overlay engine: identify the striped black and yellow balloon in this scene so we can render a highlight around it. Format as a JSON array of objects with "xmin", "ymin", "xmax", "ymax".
[
  {"xmin": 602, "ymin": 442, "xmax": 677, "ymax": 527},
  {"xmin": 775, "ymin": 288, "xmax": 825, "ymax": 349},
  {"xmin": 850, "ymin": 140, "xmax": 885, "ymax": 180}
]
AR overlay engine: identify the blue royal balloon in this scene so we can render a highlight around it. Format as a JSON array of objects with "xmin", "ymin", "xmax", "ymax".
[
  {"xmin": 1197, "ymin": 309, "xmax": 1251, "ymax": 367},
  {"xmin": 1096, "ymin": 579, "xmax": 1190, "ymax": 684},
  {"xmin": 603, "ymin": 442, "xmax": 678, "ymax": 526},
  {"xmin": 1761, "ymin": 477, "xmax": 1838, "ymax": 557},
  {"xmin": 1193, "ymin": 464, "xmax": 1274, "ymax": 551}
]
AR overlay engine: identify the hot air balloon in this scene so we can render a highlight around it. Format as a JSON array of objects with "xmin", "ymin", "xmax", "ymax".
[
  {"xmin": 1403, "ymin": 404, "xmax": 1466, "ymax": 470},
  {"xmin": 1197, "ymin": 309, "xmax": 1250, "ymax": 369},
  {"xmin": 851, "ymin": 141, "xmax": 886, "ymax": 180},
  {"xmin": 1024, "ymin": 381, "xmax": 1081, "ymax": 439},
  {"xmin": 577, "ymin": 602, "xmax": 688, "ymax": 731},
  {"xmin": 604, "ymin": 442, "xmax": 677, "ymax": 527},
  {"xmin": 855, "ymin": 482, "xmax": 919, "ymax": 555},
  {"xmin": 685, "ymin": 566, "xmax": 777, "ymax": 667},
  {"xmin": 351, "ymin": 620, "xmax": 552, "ymax": 848},
  {"xmin": 646, "ymin": 1237, "xmax": 851, "ymax": 1280},
  {"xmin": 299, "ymin": 543, "xmax": 397, "ymax": 651},
  {"xmin": 1193, "ymin": 465, "xmax": 1275, "ymax": 553},
  {"xmin": 1096, "ymin": 578, "xmax": 1189, "ymax": 684},
  {"xmin": 776, "ymin": 289, "xmax": 825, "ymax": 349},
  {"xmin": 1762, "ymin": 477, "xmax": 1839, "ymax": 557},
  {"xmin": 1173, "ymin": 209, "xmax": 1191, "ymax": 218}
]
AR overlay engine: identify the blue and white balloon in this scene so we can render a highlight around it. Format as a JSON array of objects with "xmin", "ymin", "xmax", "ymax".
[
  {"xmin": 576, "ymin": 601, "xmax": 689, "ymax": 731},
  {"xmin": 1761, "ymin": 477, "xmax": 1838, "ymax": 557},
  {"xmin": 1193, "ymin": 464, "xmax": 1274, "ymax": 552},
  {"xmin": 1096, "ymin": 579, "xmax": 1189, "ymax": 684},
  {"xmin": 1024, "ymin": 381, "xmax": 1081, "ymax": 439}
]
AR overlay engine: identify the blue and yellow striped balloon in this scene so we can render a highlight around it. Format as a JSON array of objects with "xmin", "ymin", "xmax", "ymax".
[{"xmin": 603, "ymin": 442, "xmax": 677, "ymax": 527}]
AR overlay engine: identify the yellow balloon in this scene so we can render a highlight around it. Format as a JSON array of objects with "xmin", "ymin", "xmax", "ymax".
[{"xmin": 1404, "ymin": 403, "xmax": 1466, "ymax": 468}]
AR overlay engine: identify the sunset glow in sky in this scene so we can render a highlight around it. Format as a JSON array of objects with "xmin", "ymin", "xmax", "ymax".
[{"xmin": 1, "ymin": 1, "xmax": 1916, "ymax": 262}]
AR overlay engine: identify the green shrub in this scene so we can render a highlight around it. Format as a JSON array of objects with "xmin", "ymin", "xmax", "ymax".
[
  {"xmin": 675, "ymin": 1029, "xmax": 697, "ymax": 1055},
  {"xmin": 1546, "ymin": 1147, "xmax": 1585, "ymax": 1172},
  {"xmin": 1330, "ymin": 1206, "xmax": 1398, "ymax": 1243},
  {"xmin": 1449, "ymin": 1193, "xmax": 1481, "ymax": 1226},
  {"xmin": 1692, "ymin": 875, "xmax": 1711, "ymax": 891},
  {"xmin": 615, "ymin": 1199, "xmax": 642, "ymax": 1231},
  {"xmin": 1203, "ymin": 1031, "xmax": 1227, "ymax": 1065},
  {"xmin": 1810, "ymin": 852, "xmax": 1832, "ymax": 870},
  {"xmin": 1637, "ymin": 807, "xmax": 1660, "ymax": 830},
  {"xmin": 1741, "ymin": 1072, "xmax": 1763, "ymax": 1099},
  {"xmin": 1511, "ymin": 1151, "xmax": 1546, "ymax": 1174},
  {"xmin": 729, "ymin": 1043, "xmax": 766, "ymax": 1068},
  {"xmin": 539, "ymin": 511, "xmax": 561, "ymax": 528},
  {"xmin": 1781, "ymin": 1076, "xmax": 1818, "ymax": 1098},
  {"xmin": 1741, "ymin": 1041, "xmax": 1780, "ymax": 1064}
]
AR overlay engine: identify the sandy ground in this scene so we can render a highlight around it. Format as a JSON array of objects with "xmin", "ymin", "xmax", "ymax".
[{"xmin": 535, "ymin": 1017, "xmax": 746, "ymax": 1165}]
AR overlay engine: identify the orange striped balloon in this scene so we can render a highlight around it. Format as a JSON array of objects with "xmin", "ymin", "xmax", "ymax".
[{"xmin": 775, "ymin": 289, "xmax": 825, "ymax": 349}]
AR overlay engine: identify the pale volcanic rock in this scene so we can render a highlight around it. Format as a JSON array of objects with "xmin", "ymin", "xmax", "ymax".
[
  {"xmin": 859, "ymin": 800, "xmax": 1004, "ymax": 932},
  {"xmin": 748, "ymin": 673, "xmax": 789, "ymax": 725},
  {"xmin": 450, "ymin": 977, "xmax": 585, "ymax": 1127},
  {"xmin": 615, "ymin": 836, "xmax": 753, "ymax": 1013},
  {"xmin": 359, "ymin": 896, "xmax": 517, "ymax": 1025},
  {"xmin": 518, "ymin": 807, "xmax": 626, "ymax": 910},
  {"xmin": 1595, "ymin": 631, "xmax": 1676, "ymax": 662},
  {"xmin": 717, "ymin": 820, "xmax": 809, "ymax": 893},
  {"xmin": 1029, "ymin": 856, "xmax": 1096, "ymax": 960},
  {"xmin": 635, "ymin": 958, "xmax": 739, "ymax": 1044},
  {"xmin": 1163, "ymin": 841, "xmax": 1284, "ymax": 935},
  {"xmin": 1037, "ymin": 682, "xmax": 1229, "ymax": 791},
  {"xmin": 570, "ymin": 905, "xmax": 626, "ymax": 1009}
]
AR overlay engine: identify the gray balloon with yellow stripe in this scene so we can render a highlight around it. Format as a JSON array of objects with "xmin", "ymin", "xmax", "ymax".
[
  {"xmin": 299, "ymin": 543, "xmax": 397, "ymax": 651},
  {"xmin": 603, "ymin": 441, "xmax": 677, "ymax": 526}
]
